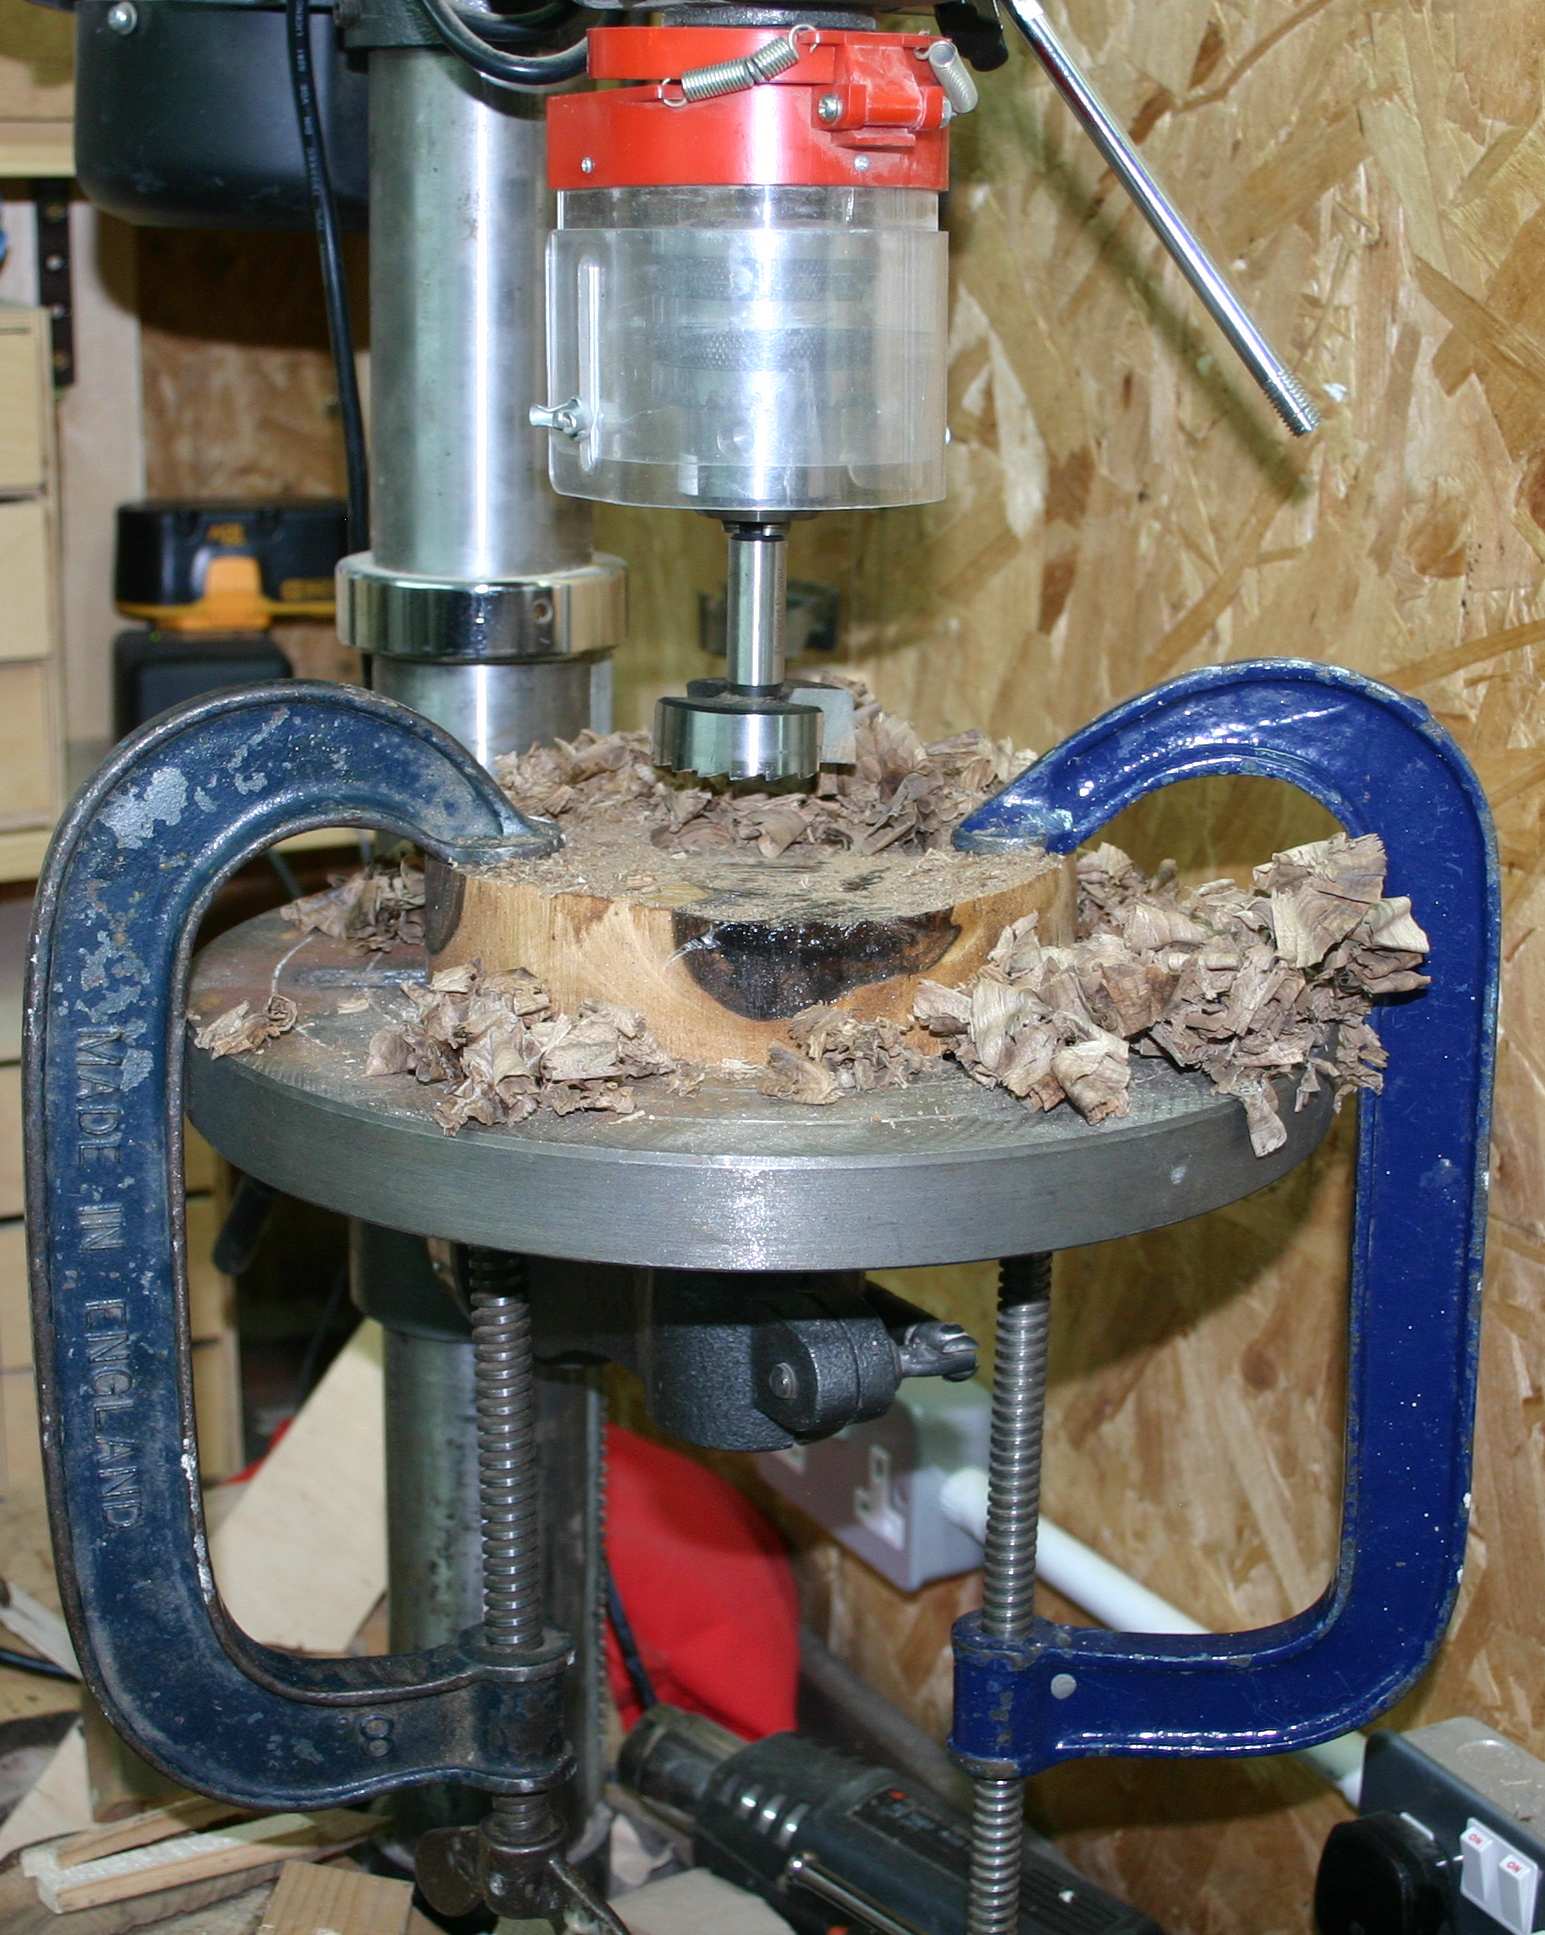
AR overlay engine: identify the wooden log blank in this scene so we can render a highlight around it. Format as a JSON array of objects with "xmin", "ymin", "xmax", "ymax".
[{"xmin": 430, "ymin": 835, "xmax": 1073, "ymax": 1066}]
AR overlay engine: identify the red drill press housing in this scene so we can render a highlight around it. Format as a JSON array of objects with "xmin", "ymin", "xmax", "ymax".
[{"xmin": 547, "ymin": 26, "xmax": 953, "ymax": 191}]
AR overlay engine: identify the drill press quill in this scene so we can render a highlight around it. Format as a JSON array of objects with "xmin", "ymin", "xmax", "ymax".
[{"xmin": 530, "ymin": 5, "xmax": 1317, "ymax": 786}]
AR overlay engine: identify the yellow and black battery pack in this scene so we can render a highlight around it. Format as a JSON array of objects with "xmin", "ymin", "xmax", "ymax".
[
  {"xmin": 114, "ymin": 499, "xmax": 348, "ymax": 633},
  {"xmin": 113, "ymin": 630, "xmax": 294, "ymax": 741}
]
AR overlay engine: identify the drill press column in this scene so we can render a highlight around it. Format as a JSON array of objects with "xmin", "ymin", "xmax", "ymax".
[
  {"xmin": 340, "ymin": 50, "xmax": 625, "ymax": 759},
  {"xmin": 338, "ymin": 45, "xmax": 623, "ymax": 1857}
]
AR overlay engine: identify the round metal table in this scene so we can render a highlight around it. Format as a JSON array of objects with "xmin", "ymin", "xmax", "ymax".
[{"xmin": 187, "ymin": 914, "xmax": 1332, "ymax": 1273}]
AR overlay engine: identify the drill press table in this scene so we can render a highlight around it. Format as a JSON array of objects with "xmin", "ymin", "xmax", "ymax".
[{"xmin": 186, "ymin": 913, "xmax": 1334, "ymax": 1273}]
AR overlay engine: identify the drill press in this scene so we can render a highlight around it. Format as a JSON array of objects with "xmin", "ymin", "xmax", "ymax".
[{"xmin": 25, "ymin": 3, "xmax": 1499, "ymax": 1933}]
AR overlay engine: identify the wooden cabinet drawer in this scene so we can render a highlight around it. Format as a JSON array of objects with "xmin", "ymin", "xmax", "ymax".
[
  {"xmin": 0, "ymin": 661, "xmax": 59, "ymax": 825},
  {"xmin": 0, "ymin": 498, "xmax": 54, "ymax": 661},
  {"xmin": 0, "ymin": 311, "xmax": 49, "ymax": 496}
]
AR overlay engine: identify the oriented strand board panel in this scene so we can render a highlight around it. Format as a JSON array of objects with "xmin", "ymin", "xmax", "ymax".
[
  {"xmin": 0, "ymin": 4, "xmax": 72, "ymax": 122},
  {"xmin": 138, "ymin": 3, "xmax": 1545, "ymax": 1926},
  {"xmin": 136, "ymin": 228, "xmax": 367, "ymax": 501}
]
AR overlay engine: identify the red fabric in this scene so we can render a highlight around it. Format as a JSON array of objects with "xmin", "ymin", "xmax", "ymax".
[{"xmin": 604, "ymin": 1424, "xmax": 799, "ymax": 1740}]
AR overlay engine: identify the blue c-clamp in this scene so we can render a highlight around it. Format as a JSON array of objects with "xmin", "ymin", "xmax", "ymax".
[{"xmin": 23, "ymin": 664, "xmax": 1497, "ymax": 1826}]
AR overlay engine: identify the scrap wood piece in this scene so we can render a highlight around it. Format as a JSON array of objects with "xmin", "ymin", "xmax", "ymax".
[
  {"xmin": 0, "ymin": 1864, "xmax": 273, "ymax": 1935},
  {"xmin": 54, "ymin": 1797, "xmax": 249, "ymax": 1869},
  {"xmin": 0, "ymin": 1579, "xmax": 78, "ymax": 1678},
  {"xmin": 0, "ymin": 1724, "xmax": 91, "ymax": 1863},
  {"xmin": 22, "ymin": 1808, "xmax": 376, "ymax": 1913},
  {"xmin": 615, "ymin": 1868, "xmax": 795, "ymax": 1934},
  {"xmin": 257, "ymin": 1861, "xmax": 415, "ymax": 1934},
  {"xmin": 210, "ymin": 1323, "xmax": 385, "ymax": 1654}
]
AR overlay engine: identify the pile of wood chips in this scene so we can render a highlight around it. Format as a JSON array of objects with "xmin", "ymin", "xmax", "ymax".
[
  {"xmin": 761, "ymin": 1011, "xmax": 927, "ymax": 1105},
  {"xmin": 200, "ymin": 696, "xmax": 1427, "ymax": 1159},
  {"xmin": 193, "ymin": 995, "xmax": 299, "ymax": 1059},
  {"xmin": 280, "ymin": 859, "xmax": 425, "ymax": 952},
  {"xmin": 494, "ymin": 683, "xmax": 1033, "ymax": 859},
  {"xmin": 361, "ymin": 962, "xmax": 696, "ymax": 1134},
  {"xmin": 901, "ymin": 830, "xmax": 1428, "ymax": 1154}
]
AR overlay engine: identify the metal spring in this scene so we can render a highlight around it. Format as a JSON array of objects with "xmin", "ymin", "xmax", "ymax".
[
  {"xmin": 663, "ymin": 23, "xmax": 817, "ymax": 106},
  {"xmin": 926, "ymin": 39, "xmax": 979, "ymax": 118},
  {"xmin": 467, "ymin": 1248, "xmax": 544, "ymax": 1656}
]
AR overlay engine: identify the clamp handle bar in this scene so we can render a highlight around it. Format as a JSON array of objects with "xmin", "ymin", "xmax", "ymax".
[
  {"xmin": 951, "ymin": 661, "xmax": 1498, "ymax": 1772},
  {"xmin": 1005, "ymin": 0, "xmax": 1319, "ymax": 436}
]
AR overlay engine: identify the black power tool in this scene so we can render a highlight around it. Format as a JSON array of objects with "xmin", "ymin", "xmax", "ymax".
[{"xmin": 618, "ymin": 1706, "xmax": 1162, "ymax": 1935}]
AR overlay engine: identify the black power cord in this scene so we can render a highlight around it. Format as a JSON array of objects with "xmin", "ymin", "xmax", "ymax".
[
  {"xmin": 284, "ymin": 0, "xmax": 371, "ymax": 553},
  {"xmin": 607, "ymin": 1572, "xmax": 658, "ymax": 1714},
  {"xmin": 418, "ymin": 0, "xmax": 588, "ymax": 88},
  {"xmin": 0, "ymin": 1645, "xmax": 76, "ymax": 1684}
]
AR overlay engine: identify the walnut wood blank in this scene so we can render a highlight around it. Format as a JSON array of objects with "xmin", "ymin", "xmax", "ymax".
[{"xmin": 431, "ymin": 843, "xmax": 1074, "ymax": 1065}]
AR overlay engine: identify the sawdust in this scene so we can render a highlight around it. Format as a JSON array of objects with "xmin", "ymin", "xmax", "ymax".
[
  {"xmin": 359, "ymin": 962, "xmax": 696, "ymax": 1135},
  {"xmin": 494, "ymin": 679, "xmax": 1033, "ymax": 862},
  {"xmin": 492, "ymin": 825, "xmax": 1055, "ymax": 928},
  {"xmin": 907, "ymin": 831, "xmax": 1429, "ymax": 1154}
]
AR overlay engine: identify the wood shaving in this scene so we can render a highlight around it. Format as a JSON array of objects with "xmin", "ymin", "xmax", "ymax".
[
  {"xmin": 281, "ymin": 859, "xmax": 425, "ymax": 952},
  {"xmin": 495, "ymin": 679, "xmax": 1034, "ymax": 859},
  {"xmin": 759, "ymin": 1008, "xmax": 927, "ymax": 1105},
  {"xmin": 911, "ymin": 831, "xmax": 1429, "ymax": 1154},
  {"xmin": 192, "ymin": 996, "xmax": 298, "ymax": 1058},
  {"xmin": 361, "ymin": 962, "xmax": 695, "ymax": 1134}
]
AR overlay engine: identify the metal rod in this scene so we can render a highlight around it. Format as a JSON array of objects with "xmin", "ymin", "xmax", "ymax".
[
  {"xmin": 785, "ymin": 1852, "xmax": 930, "ymax": 1935},
  {"xmin": 725, "ymin": 522, "xmax": 790, "ymax": 692},
  {"xmin": 1002, "ymin": 0, "xmax": 1319, "ymax": 437},
  {"xmin": 368, "ymin": 51, "xmax": 593, "ymax": 579},
  {"xmin": 968, "ymin": 1253, "xmax": 1053, "ymax": 1935},
  {"xmin": 467, "ymin": 1248, "xmax": 565, "ymax": 1887},
  {"xmin": 469, "ymin": 1250, "xmax": 544, "ymax": 1654}
]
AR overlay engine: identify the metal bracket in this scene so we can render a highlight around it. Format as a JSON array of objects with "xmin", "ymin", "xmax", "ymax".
[
  {"xmin": 33, "ymin": 181, "xmax": 73, "ymax": 388},
  {"xmin": 949, "ymin": 660, "xmax": 1499, "ymax": 1774},
  {"xmin": 24, "ymin": 681, "xmax": 560, "ymax": 1809}
]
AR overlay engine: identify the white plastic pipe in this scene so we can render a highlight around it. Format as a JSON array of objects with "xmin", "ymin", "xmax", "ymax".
[{"xmin": 939, "ymin": 1467, "xmax": 1364, "ymax": 1807}]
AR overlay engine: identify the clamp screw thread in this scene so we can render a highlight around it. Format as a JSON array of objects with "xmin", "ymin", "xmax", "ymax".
[
  {"xmin": 967, "ymin": 1253, "xmax": 1053, "ymax": 1935},
  {"xmin": 468, "ymin": 1248, "xmax": 544, "ymax": 1656}
]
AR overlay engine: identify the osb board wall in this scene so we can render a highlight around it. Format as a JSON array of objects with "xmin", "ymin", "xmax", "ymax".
[
  {"xmin": 599, "ymin": 2, "xmax": 1545, "ymax": 1925},
  {"xmin": 137, "ymin": 229, "xmax": 366, "ymax": 684},
  {"xmin": 0, "ymin": 5, "xmax": 72, "ymax": 121},
  {"xmin": 133, "ymin": 4, "xmax": 1545, "ymax": 1926}
]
